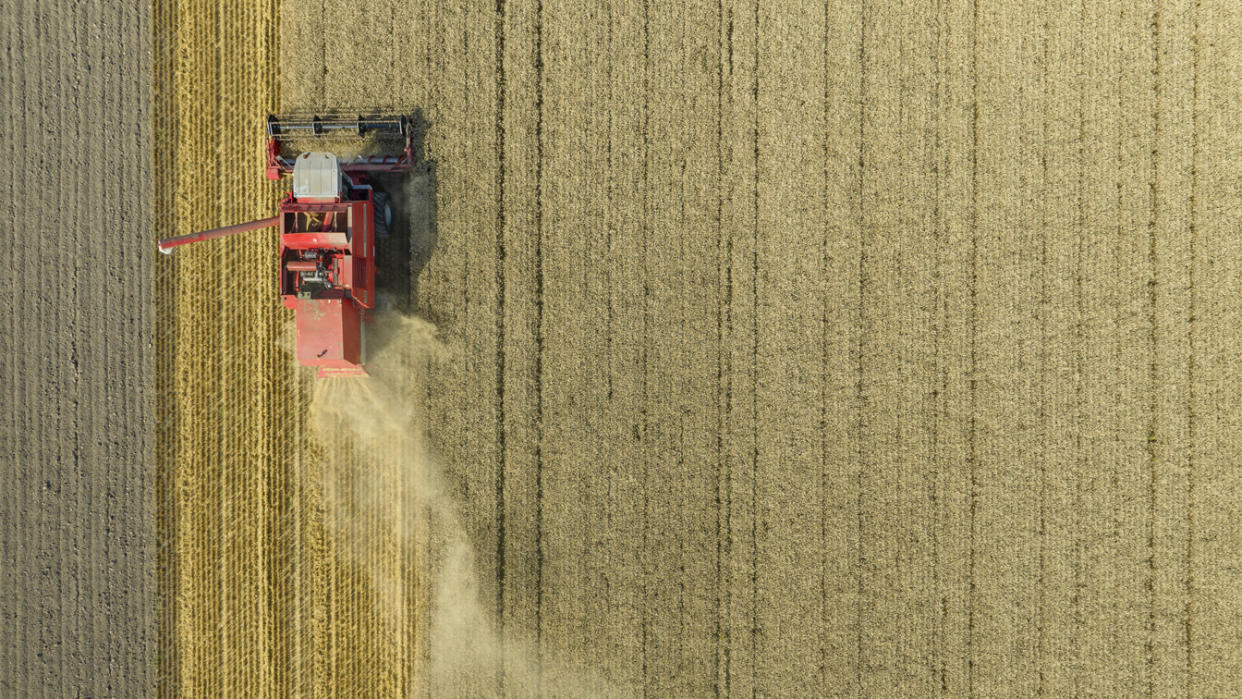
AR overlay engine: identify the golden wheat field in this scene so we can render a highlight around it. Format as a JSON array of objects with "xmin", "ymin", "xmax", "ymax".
[{"xmin": 151, "ymin": 0, "xmax": 1242, "ymax": 696}]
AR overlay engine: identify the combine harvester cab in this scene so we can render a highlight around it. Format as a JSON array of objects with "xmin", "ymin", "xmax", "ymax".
[{"xmin": 157, "ymin": 113, "xmax": 416, "ymax": 378}]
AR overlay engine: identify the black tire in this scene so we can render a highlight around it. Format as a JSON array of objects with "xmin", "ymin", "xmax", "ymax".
[{"xmin": 373, "ymin": 191, "xmax": 393, "ymax": 238}]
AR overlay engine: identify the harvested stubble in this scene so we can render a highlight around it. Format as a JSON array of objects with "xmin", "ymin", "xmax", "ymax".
[{"xmin": 154, "ymin": 0, "xmax": 292, "ymax": 694}]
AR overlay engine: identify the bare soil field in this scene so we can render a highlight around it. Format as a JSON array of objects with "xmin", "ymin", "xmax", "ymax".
[
  {"xmin": 0, "ymin": 0, "xmax": 153, "ymax": 695},
  {"xmin": 156, "ymin": 0, "xmax": 1242, "ymax": 696}
]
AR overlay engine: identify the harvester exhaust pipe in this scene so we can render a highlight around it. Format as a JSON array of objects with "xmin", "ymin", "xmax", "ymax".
[{"xmin": 157, "ymin": 215, "xmax": 280, "ymax": 254}]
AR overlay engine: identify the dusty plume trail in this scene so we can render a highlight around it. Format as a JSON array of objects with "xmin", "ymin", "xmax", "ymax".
[{"xmin": 301, "ymin": 313, "xmax": 549, "ymax": 696}]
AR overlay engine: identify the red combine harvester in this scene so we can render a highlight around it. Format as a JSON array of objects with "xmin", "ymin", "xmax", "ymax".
[{"xmin": 158, "ymin": 114, "xmax": 415, "ymax": 377}]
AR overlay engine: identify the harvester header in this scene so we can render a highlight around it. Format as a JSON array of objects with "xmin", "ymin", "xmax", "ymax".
[{"xmin": 265, "ymin": 114, "xmax": 415, "ymax": 179}]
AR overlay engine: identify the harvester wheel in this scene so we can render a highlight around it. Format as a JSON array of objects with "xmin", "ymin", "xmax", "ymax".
[{"xmin": 374, "ymin": 191, "xmax": 393, "ymax": 238}]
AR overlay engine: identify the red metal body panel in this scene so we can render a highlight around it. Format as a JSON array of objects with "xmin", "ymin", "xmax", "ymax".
[
  {"xmin": 293, "ymin": 298, "xmax": 361, "ymax": 366},
  {"xmin": 277, "ymin": 186, "xmax": 376, "ymax": 377}
]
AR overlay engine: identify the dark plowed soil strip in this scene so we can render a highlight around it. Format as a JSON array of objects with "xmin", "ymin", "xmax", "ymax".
[{"xmin": 2, "ymin": 1, "xmax": 153, "ymax": 696}]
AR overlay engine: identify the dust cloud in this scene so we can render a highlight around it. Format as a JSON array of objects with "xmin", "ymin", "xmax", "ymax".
[{"xmin": 301, "ymin": 313, "xmax": 603, "ymax": 697}]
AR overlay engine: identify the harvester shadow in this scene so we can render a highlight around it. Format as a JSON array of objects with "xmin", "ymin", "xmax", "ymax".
[{"xmin": 372, "ymin": 109, "xmax": 438, "ymax": 356}]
